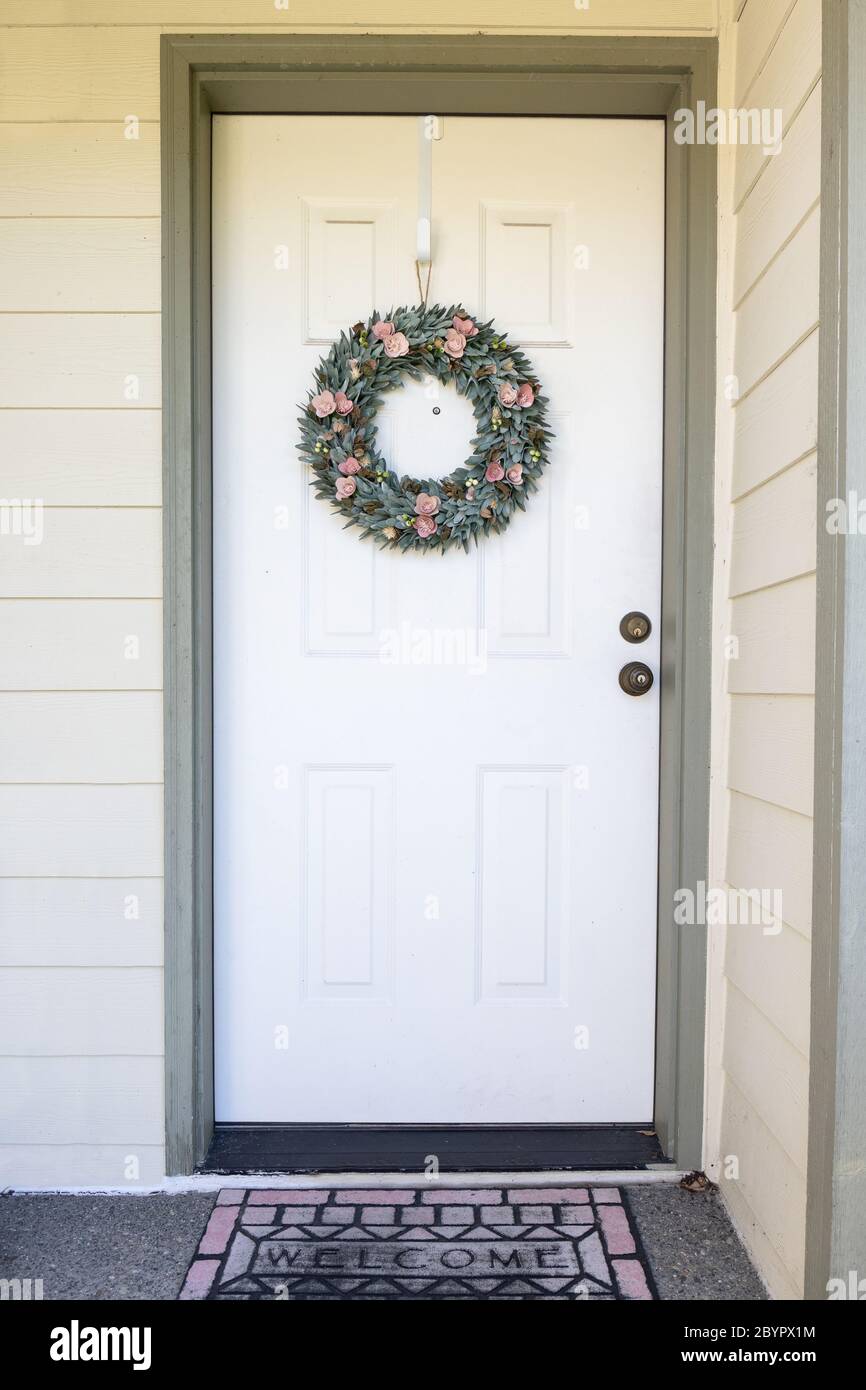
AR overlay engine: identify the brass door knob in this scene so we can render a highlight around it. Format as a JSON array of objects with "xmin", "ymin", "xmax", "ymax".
[
  {"xmin": 620, "ymin": 611, "xmax": 652, "ymax": 643},
  {"xmin": 619, "ymin": 661, "xmax": 654, "ymax": 696}
]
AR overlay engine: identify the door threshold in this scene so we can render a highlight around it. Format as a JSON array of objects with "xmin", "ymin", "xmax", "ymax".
[{"xmin": 200, "ymin": 1124, "xmax": 667, "ymax": 1174}]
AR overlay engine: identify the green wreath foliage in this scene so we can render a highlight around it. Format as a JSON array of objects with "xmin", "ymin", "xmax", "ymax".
[{"xmin": 297, "ymin": 303, "xmax": 554, "ymax": 553}]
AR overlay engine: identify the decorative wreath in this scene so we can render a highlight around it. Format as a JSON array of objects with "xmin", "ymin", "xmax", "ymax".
[{"xmin": 297, "ymin": 304, "xmax": 554, "ymax": 553}]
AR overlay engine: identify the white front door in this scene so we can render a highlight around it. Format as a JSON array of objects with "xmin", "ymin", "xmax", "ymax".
[{"xmin": 212, "ymin": 115, "xmax": 665, "ymax": 1124}]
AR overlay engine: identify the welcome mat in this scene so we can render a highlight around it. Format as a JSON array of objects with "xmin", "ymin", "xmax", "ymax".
[{"xmin": 179, "ymin": 1186, "xmax": 656, "ymax": 1300}]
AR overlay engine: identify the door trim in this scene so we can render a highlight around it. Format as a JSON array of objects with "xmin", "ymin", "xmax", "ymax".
[{"xmin": 161, "ymin": 33, "xmax": 718, "ymax": 1175}]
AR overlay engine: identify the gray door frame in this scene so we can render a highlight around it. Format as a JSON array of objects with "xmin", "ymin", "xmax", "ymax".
[
  {"xmin": 806, "ymin": 0, "xmax": 866, "ymax": 1300},
  {"xmin": 160, "ymin": 32, "xmax": 718, "ymax": 1175}
]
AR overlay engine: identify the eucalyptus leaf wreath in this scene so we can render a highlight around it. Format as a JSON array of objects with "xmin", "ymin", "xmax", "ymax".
[{"xmin": 297, "ymin": 305, "xmax": 554, "ymax": 553}]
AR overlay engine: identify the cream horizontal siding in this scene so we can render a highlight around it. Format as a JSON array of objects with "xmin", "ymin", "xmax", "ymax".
[
  {"xmin": 0, "ymin": 879, "xmax": 163, "ymax": 968},
  {"xmin": 0, "ymin": 30, "xmax": 162, "ymax": 121},
  {"xmin": 0, "ymin": 1145, "xmax": 166, "ymax": 1188},
  {"xmin": 733, "ymin": 82, "xmax": 820, "ymax": 307},
  {"xmin": 0, "ymin": 969, "xmax": 163, "ymax": 1055},
  {"xmin": 734, "ymin": 0, "xmax": 797, "ymax": 106},
  {"xmin": 0, "ymin": 1057, "xmax": 164, "ymax": 1144},
  {"xmin": 733, "ymin": 0, "xmax": 820, "ymax": 208},
  {"xmin": 727, "ymin": 696, "xmax": 815, "ymax": 817},
  {"xmin": 728, "ymin": 575, "xmax": 816, "ymax": 694},
  {"xmin": 730, "ymin": 454, "xmax": 817, "ymax": 595},
  {"xmin": 0, "ymin": 220, "xmax": 161, "ymax": 312},
  {"xmin": 0, "ymin": 693, "xmax": 163, "ymax": 783},
  {"xmin": 0, "ymin": 125, "xmax": 161, "ymax": 217},
  {"xmin": 711, "ymin": 0, "xmax": 820, "ymax": 1299},
  {"xmin": 733, "ymin": 207, "xmax": 819, "ymax": 398},
  {"xmin": 724, "ymin": 982, "xmax": 809, "ymax": 1173},
  {"xmin": 0, "ymin": 787, "xmax": 163, "ymax": 877},
  {"xmin": 725, "ymin": 916, "xmax": 811, "ymax": 1056},
  {"xmin": 0, "ymin": 2, "xmax": 720, "ymax": 1191},
  {"xmin": 1, "ymin": 510, "xmax": 162, "ymax": 598},
  {"xmin": 0, "ymin": 411, "xmax": 161, "ymax": 505},
  {"xmin": 0, "ymin": 601, "xmax": 163, "ymax": 689},
  {"xmin": 720, "ymin": 1079, "xmax": 807, "ymax": 1300},
  {"xmin": 0, "ymin": 314, "xmax": 161, "ymax": 408},
  {"xmin": 0, "ymin": 2, "xmax": 719, "ymax": 33},
  {"xmin": 726, "ymin": 792, "xmax": 813, "ymax": 939},
  {"xmin": 732, "ymin": 330, "xmax": 818, "ymax": 498}
]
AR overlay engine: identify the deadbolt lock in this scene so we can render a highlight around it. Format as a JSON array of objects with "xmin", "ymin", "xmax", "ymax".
[
  {"xmin": 620, "ymin": 611, "xmax": 652, "ymax": 644},
  {"xmin": 619, "ymin": 661, "xmax": 654, "ymax": 697}
]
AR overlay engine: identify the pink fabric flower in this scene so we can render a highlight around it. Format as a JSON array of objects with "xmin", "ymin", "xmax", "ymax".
[
  {"xmin": 498, "ymin": 382, "xmax": 518, "ymax": 407},
  {"xmin": 372, "ymin": 320, "xmax": 395, "ymax": 340},
  {"xmin": 335, "ymin": 476, "xmax": 356, "ymax": 500},
  {"xmin": 416, "ymin": 515, "xmax": 437, "ymax": 539},
  {"xmin": 414, "ymin": 492, "xmax": 440, "ymax": 517},
  {"xmin": 335, "ymin": 391, "xmax": 354, "ymax": 415},
  {"xmin": 516, "ymin": 383, "xmax": 535, "ymax": 408},
  {"xmin": 337, "ymin": 457, "xmax": 361, "ymax": 475},
  {"xmin": 383, "ymin": 331, "xmax": 410, "ymax": 358},
  {"xmin": 444, "ymin": 329, "xmax": 466, "ymax": 359},
  {"xmin": 452, "ymin": 315, "xmax": 478, "ymax": 337},
  {"xmin": 311, "ymin": 390, "xmax": 336, "ymax": 418},
  {"xmin": 506, "ymin": 464, "xmax": 524, "ymax": 486},
  {"xmin": 485, "ymin": 461, "xmax": 505, "ymax": 483}
]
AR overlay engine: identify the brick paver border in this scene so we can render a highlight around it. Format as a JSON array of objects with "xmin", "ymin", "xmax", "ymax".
[{"xmin": 179, "ymin": 1185, "xmax": 657, "ymax": 1301}]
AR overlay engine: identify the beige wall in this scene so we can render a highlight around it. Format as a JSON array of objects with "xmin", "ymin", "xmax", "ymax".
[
  {"xmin": 3, "ymin": 0, "xmax": 824, "ymax": 1302},
  {"xmin": 0, "ymin": 0, "xmax": 718, "ymax": 1191},
  {"xmin": 0, "ymin": 0, "xmax": 823, "ymax": 1302},
  {"xmin": 706, "ymin": 0, "xmax": 820, "ymax": 1301}
]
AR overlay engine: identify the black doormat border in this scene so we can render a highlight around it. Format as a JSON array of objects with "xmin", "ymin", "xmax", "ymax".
[{"xmin": 200, "ymin": 1124, "xmax": 668, "ymax": 1173}]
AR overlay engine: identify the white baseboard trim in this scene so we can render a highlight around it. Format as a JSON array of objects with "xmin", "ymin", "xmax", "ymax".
[{"xmin": 10, "ymin": 1167, "xmax": 686, "ymax": 1196}]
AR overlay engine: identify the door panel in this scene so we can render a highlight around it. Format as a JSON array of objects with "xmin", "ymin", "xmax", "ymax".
[{"xmin": 212, "ymin": 116, "xmax": 665, "ymax": 1123}]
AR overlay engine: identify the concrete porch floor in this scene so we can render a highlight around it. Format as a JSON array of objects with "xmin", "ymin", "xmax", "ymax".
[{"xmin": 0, "ymin": 1182, "xmax": 767, "ymax": 1301}]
